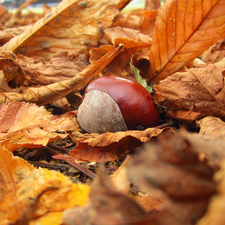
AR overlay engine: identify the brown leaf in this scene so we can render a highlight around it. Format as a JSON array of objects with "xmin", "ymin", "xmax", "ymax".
[
  {"xmin": 140, "ymin": 10, "xmax": 158, "ymax": 37},
  {"xmin": 0, "ymin": 45, "xmax": 123, "ymax": 105},
  {"xmin": 149, "ymin": 0, "xmax": 225, "ymax": 83},
  {"xmin": 126, "ymin": 131, "xmax": 217, "ymax": 225},
  {"xmin": 200, "ymin": 38, "xmax": 225, "ymax": 64},
  {"xmin": 112, "ymin": 13, "xmax": 142, "ymax": 31},
  {"xmin": 0, "ymin": 102, "xmax": 79, "ymax": 151},
  {"xmin": 70, "ymin": 127, "xmax": 174, "ymax": 162},
  {"xmin": 102, "ymin": 27, "xmax": 152, "ymax": 45},
  {"xmin": 145, "ymin": 0, "xmax": 161, "ymax": 10},
  {"xmin": 198, "ymin": 116, "xmax": 225, "ymax": 136},
  {"xmin": 62, "ymin": 169, "xmax": 149, "ymax": 225},
  {"xmin": 0, "ymin": 30, "xmax": 14, "ymax": 46},
  {"xmin": 154, "ymin": 64, "xmax": 225, "ymax": 117},
  {"xmin": 196, "ymin": 159, "xmax": 225, "ymax": 225},
  {"xmin": 90, "ymin": 36, "xmax": 151, "ymax": 79},
  {"xmin": 0, "ymin": 51, "xmax": 89, "ymax": 86},
  {"xmin": 166, "ymin": 109, "xmax": 204, "ymax": 122},
  {"xmin": 110, "ymin": 156, "xmax": 131, "ymax": 194},
  {"xmin": 2, "ymin": 0, "xmax": 130, "ymax": 59}
]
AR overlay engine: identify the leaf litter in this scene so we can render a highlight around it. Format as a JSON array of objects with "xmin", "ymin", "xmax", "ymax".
[{"xmin": 0, "ymin": 0, "xmax": 225, "ymax": 224}]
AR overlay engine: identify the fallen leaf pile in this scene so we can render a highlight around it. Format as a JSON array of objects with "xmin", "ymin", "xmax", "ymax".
[{"xmin": 0, "ymin": 0, "xmax": 225, "ymax": 224}]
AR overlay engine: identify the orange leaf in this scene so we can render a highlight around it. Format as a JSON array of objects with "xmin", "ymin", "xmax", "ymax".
[
  {"xmin": 70, "ymin": 127, "xmax": 174, "ymax": 162},
  {"xmin": 149, "ymin": 0, "xmax": 225, "ymax": 83},
  {"xmin": 0, "ymin": 102, "xmax": 79, "ymax": 151},
  {"xmin": 2, "ymin": 0, "xmax": 131, "ymax": 59}
]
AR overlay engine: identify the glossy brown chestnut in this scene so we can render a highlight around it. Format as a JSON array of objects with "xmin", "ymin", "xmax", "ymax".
[{"xmin": 77, "ymin": 76, "xmax": 159, "ymax": 133}]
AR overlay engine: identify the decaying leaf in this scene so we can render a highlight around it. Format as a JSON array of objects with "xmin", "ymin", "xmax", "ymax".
[
  {"xmin": 0, "ymin": 50, "xmax": 89, "ymax": 86},
  {"xmin": 0, "ymin": 102, "xmax": 79, "ymax": 151},
  {"xmin": 70, "ymin": 127, "xmax": 174, "ymax": 162},
  {"xmin": 102, "ymin": 27, "xmax": 152, "ymax": 45},
  {"xmin": 149, "ymin": 0, "xmax": 225, "ymax": 83},
  {"xmin": 0, "ymin": 71, "xmax": 21, "ymax": 93},
  {"xmin": 154, "ymin": 64, "xmax": 225, "ymax": 117},
  {"xmin": 90, "ymin": 37, "xmax": 151, "ymax": 78},
  {"xmin": 110, "ymin": 156, "xmax": 131, "ymax": 194},
  {"xmin": 166, "ymin": 109, "xmax": 204, "ymax": 122},
  {"xmin": 197, "ymin": 116, "xmax": 225, "ymax": 136},
  {"xmin": 196, "ymin": 159, "xmax": 225, "ymax": 225},
  {"xmin": 127, "ymin": 131, "xmax": 217, "ymax": 225},
  {"xmin": 0, "ymin": 147, "xmax": 90, "ymax": 224},
  {"xmin": 2, "ymin": 0, "xmax": 131, "ymax": 59},
  {"xmin": 200, "ymin": 38, "xmax": 225, "ymax": 64},
  {"xmin": 0, "ymin": 45, "xmax": 123, "ymax": 105},
  {"xmin": 62, "ymin": 169, "xmax": 150, "ymax": 225}
]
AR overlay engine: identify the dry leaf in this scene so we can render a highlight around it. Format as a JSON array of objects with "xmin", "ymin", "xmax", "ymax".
[
  {"xmin": 0, "ymin": 102, "xmax": 79, "ymax": 151},
  {"xmin": 0, "ymin": 30, "xmax": 14, "ymax": 46},
  {"xmin": 166, "ymin": 109, "xmax": 204, "ymax": 122},
  {"xmin": 0, "ymin": 71, "xmax": 21, "ymax": 93},
  {"xmin": 110, "ymin": 156, "xmax": 131, "ymax": 194},
  {"xmin": 149, "ymin": 0, "xmax": 225, "ymax": 83},
  {"xmin": 154, "ymin": 64, "xmax": 225, "ymax": 117},
  {"xmin": 90, "ymin": 37, "xmax": 151, "ymax": 78},
  {"xmin": 112, "ymin": 13, "xmax": 142, "ymax": 31},
  {"xmin": 70, "ymin": 127, "xmax": 174, "ymax": 162},
  {"xmin": 200, "ymin": 38, "xmax": 225, "ymax": 64},
  {"xmin": 197, "ymin": 116, "xmax": 225, "ymax": 136},
  {"xmin": 62, "ymin": 169, "xmax": 149, "ymax": 225},
  {"xmin": 0, "ymin": 50, "xmax": 89, "ymax": 86},
  {"xmin": 196, "ymin": 159, "xmax": 225, "ymax": 225},
  {"xmin": 127, "ymin": 131, "xmax": 217, "ymax": 225},
  {"xmin": 0, "ymin": 45, "xmax": 123, "ymax": 105},
  {"xmin": 102, "ymin": 27, "xmax": 152, "ymax": 45},
  {"xmin": 140, "ymin": 10, "xmax": 158, "ymax": 37},
  {"xmin": 0, "ymin": 147, "xmax": 90, "ymax": 224},
  {"xmin": 145, "ymin": 0, "xmax": 161, "ymax": 10},
  {"xmin": 2, "ymin": 0, "xmax": 130, "ymax": 59}
]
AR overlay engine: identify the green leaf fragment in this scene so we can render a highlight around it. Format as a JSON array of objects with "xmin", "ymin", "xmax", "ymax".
[{"xmin": 129, "ymin": 61, "xmax": 153, "ymax": 93}]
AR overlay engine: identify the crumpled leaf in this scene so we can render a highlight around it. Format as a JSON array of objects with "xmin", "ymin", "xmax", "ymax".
[
  {"xmin": 126, "ymin": 131, "xmax": 217, "ymax": 225},
  {"xmin": 0, "ymin": 50, "xmax": 89, "ymax": 86},
  {"xmin": 0, "ymin": 147, "xmax": 90, "ymax": 224},
  {"xmin": 0, "ymin": 44, "xmax": 123, "ymax": 105},
  {"xmin": 0, "ymin": 102, "xmax": 79, "ymax": 151},
  {"xmin": 200, "ymin": 38, "xmax": 225, "ymax": 64},
  {"xmin": 70, "ymin": 127, "xmax": 174, "ymax": 162},
  {"xmin": 154, "ymin": 64, "xmax": 225, "ymax": 117},
  {"xmin": 102, "ymin": 27, "xmax": 152, "ymax": 45},
  {"xmin": 198, "ymin": 116, "xmax": 225, "ymax": 136},
  {"xmin": 62, "ymin": 169, "xmax": 149, "ymax": 225},
  {"xmin": 90, "ymin": 36, "xmax": 151, "ymax": 79},
  {"xmin": 2, "ymin": 0, "xmax": 130, "ymax": 59},
  {"xmin": 196, "ymin": 159, "xmax": 225, "ymax": 225},
  {"xmin": 149, "ymin": 0, "xmax": 225, "ymax": 83},
  {"xmin": 0, "ymin": 71, "xmax": 21, "ymax": 93}
]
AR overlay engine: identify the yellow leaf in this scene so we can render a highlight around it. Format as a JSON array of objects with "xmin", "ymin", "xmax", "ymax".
[{"xmin": 0, "ymin": 147, "xmax": 90, "ymax": 224}]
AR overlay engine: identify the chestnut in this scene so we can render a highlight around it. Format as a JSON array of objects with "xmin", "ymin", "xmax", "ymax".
[{"xmin": 77, "ymin": 76, "xmax": 159, "ymax": 133}]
